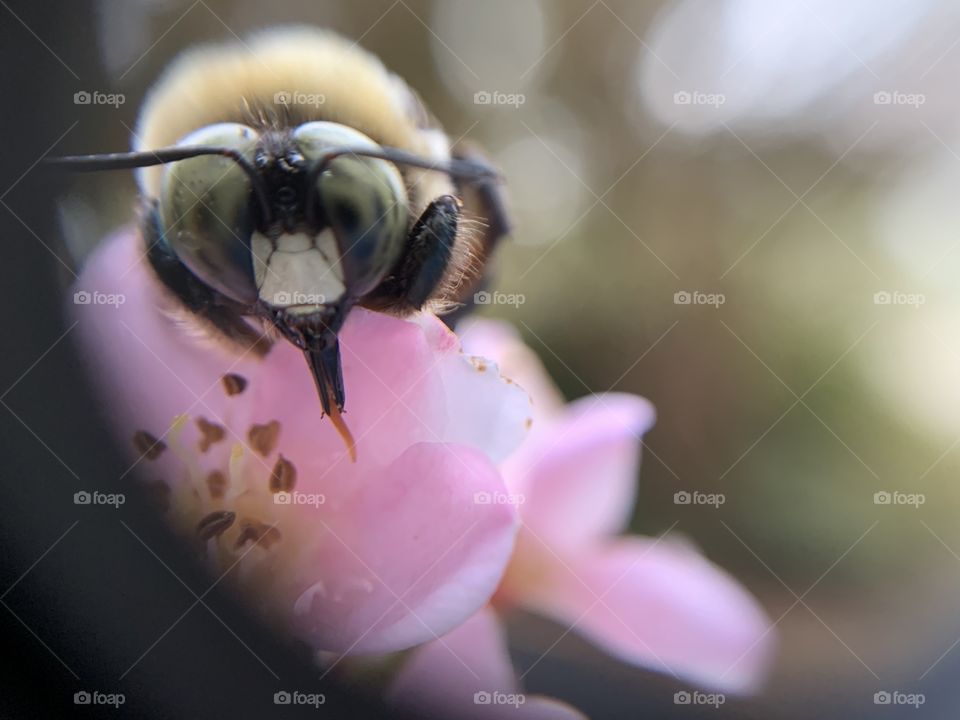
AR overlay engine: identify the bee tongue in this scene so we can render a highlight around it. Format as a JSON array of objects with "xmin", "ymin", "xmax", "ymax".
[
  {"xmin": 325, "ymin": 400, "xmax": 357, "ymax": 463},
  {"xmin": 304, "ymin": 339, "xmax": 357, "ymax": 462}
]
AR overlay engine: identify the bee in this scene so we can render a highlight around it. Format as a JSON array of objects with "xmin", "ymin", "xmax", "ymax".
[{"xmin": 50, "ymin": 28, "xmax": 510, "ymax": 459}]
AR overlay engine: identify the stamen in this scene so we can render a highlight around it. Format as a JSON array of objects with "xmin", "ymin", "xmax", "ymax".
[
  {"xmin": 196, "ymin": 417, "xmax": 226, "ymax": 453},
  {"xmin": 221, "ymin": 373, "xmax": 248, "ymax": 396},
  {"xmin": 248, "ymin": 420, "xmax": 281, "ymax": 457},
  {"xmin": 269, "ymin": 455, "xmax": 297, "ymax": 493}
]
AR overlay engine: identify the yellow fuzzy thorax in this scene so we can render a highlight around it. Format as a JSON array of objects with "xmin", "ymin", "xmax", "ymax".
[{"xmin": 134, "ymin": 26, "xmax": 450, "ymax": 203}]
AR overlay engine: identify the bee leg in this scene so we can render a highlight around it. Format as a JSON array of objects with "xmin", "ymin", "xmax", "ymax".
[
  {"xmin": 142, "ymin": 209, "xmax": 273, "ymax": 356},
  {"xmin": 360, "ymin": 195, "xmax": 460, "ymax": 314}
]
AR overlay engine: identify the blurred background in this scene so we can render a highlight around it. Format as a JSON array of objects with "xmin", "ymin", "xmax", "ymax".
[{"xmin": 9, "ymin": 0, "xmax": 960, "ymax": 717}]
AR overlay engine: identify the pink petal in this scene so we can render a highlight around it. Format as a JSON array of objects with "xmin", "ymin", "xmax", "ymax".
[
  {"xmin": 413, "ymin": 313, "xmax": 534, "ymax": 464},
  {"xmin": 503, "ymin": 394, "xmax": 656, "ymax": 550},
  {"xmin": 459, "ymin": 318, "xmax": 566, "ymax": 425},
  {"xmin": 290, "ymin": 444, "xmax": 518, "ymax": 654},
  {"xmin": 388, "ymin": 606, "xmax": 585, "ymax": 719},
  {"xmin": 521, "ymin": 538, "xmax": 774, "ymax": 694}
]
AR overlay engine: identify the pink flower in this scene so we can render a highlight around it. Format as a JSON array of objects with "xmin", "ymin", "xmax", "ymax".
[
  {"xmin": 388, "ymin": 320, "xmax": 775, "ymax": 716},
  {"xmin": 71, "ymin": 228, "xmax": 533, "ymax": 655}
]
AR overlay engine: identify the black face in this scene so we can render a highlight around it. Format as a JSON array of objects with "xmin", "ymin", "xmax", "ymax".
[
  {"xmin": 157, "ymin": 122, "xmax": 411, "ymax": 314},
  {"xmin": 254, "ymin": 135, "xmax": 310, "ymax": 235}
]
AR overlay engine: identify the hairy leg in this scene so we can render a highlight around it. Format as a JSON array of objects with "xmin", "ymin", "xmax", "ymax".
[{"xmin": 360, "ymin": 195, "xmax": 460, "ymax": 315}]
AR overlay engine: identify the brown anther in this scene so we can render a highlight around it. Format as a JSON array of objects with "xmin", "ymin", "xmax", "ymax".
[
  {"xmin": 133, "ymin": 430, "xmax": 166, "ymax": 460},
  {"xmin": 221, "ymin": 373, "xmax": 248, "ymax": 396},
  {"xmin": 234, "ymin": 519, "xmax": 281, "ymax": 550},
  {"xmin": 206, "ymin": 470, "xmax": 227, "ymax": 500},
  {"xmin": 525, "ymin": 418, "xmax": 533, "ymax": 430},
  {"xmin": 269, "ymin": 455, "xmax": 296, "ymax": 494},
  {"xmin": 248, "ymin": 420, "xmax": 281, "ymax": 457},
  {"xmin": 196, "ymin": 417, "xmax": 226, "ymax": 453},
  {"xmin": 197, "ymin": 510, "xmax": 236, "ymax": 541}
]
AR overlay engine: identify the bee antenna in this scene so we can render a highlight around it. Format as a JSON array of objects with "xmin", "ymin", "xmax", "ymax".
[
  {"xmin": 45, "ymin": 147, "xmax": 274, "ymax": 225},
  {"xmin": 302, "ymin": 146, "xmax": 501, "ymax": 228},
  {"xmin": 306, "ymin": 146, "xmax": 501, "ymax": 189}
]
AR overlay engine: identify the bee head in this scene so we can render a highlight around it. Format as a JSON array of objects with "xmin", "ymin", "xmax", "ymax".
[{"xmin": 156, "ymin": 121, "xmax": 411, "ymax": 317}]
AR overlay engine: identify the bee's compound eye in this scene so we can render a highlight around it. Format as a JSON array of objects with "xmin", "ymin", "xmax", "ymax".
[
  {"xmin": 293, "ymin": 122, "xmax": 410, "ymax": 297},
  {"xmin": 160, "ymin": 123, "xmax": 260, "ymax": 304}
]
